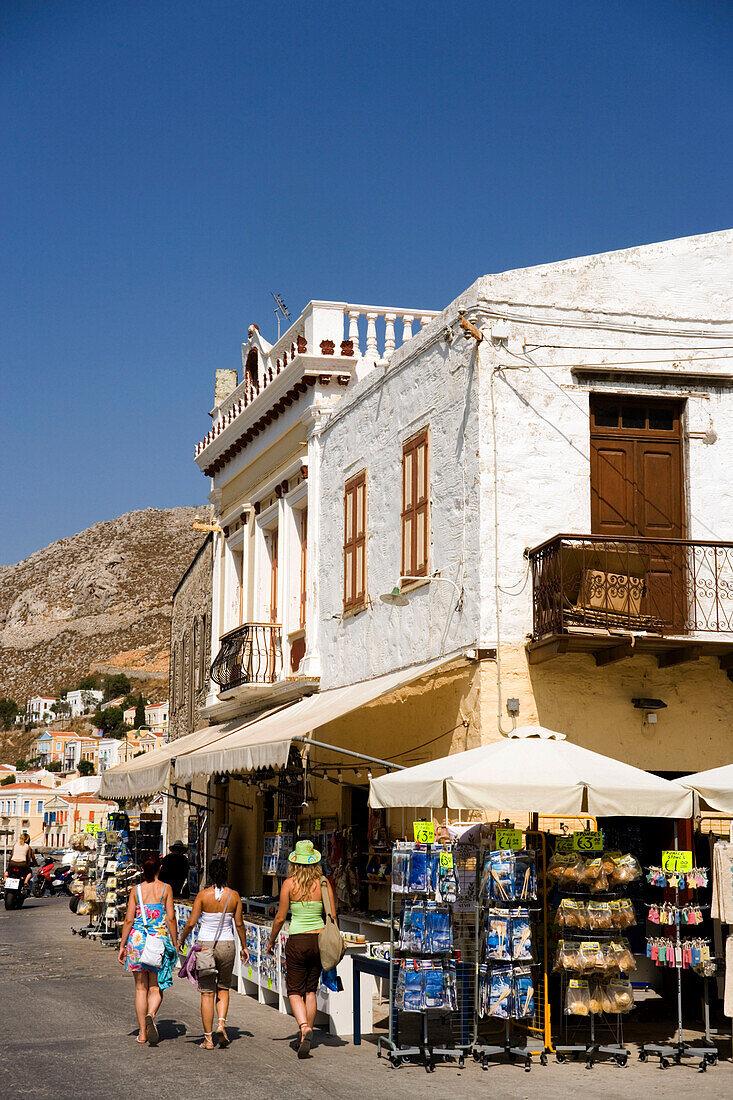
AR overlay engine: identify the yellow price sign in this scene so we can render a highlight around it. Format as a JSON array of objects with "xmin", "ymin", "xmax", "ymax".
[
  {"xmin": 314, "ymin": 818, "xmax": 321, "ymax": 831},
  {"xmin": 413, "ymin": 820, "xmax": 435, "ymax": 844},
  {"xmin": 662, "ymin": 850, "xmax": 692, "ymax": 873},
  {"xmin": 276, "ymin": 821, "xmax": 283, "ymax": 835},
  {"xmin": 439, "ymin": 852, "xmax": 454, "ymax": 869},
  {"xmin": 554, "ymin": 835, "xmax": 575, "ymax": 855},
  {"xmin": 495, "ymin": 828, "xmax": 522, "ymax": 851},
  {"xmin": 84, "ymin": 823, "xmax": 101, "ymax": 834},
  {"xmin": 572, "ymin": 830, "xmax": 603, "ymax": 852}
]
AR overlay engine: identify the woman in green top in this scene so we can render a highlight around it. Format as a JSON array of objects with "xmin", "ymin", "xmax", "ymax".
[{"xmin": 268, "ymin": 839, "xmax": 337, "ymax": 1058}]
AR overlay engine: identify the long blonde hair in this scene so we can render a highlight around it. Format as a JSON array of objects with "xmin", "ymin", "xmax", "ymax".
[{"xmin": 290, "ymin": 860, "xmax": 322, "ymax": 901}]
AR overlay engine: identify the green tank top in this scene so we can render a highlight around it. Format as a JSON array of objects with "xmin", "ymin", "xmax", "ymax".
[{"xmin": 289, "ymin": 898, "xmax": 324, "ymax": 934}]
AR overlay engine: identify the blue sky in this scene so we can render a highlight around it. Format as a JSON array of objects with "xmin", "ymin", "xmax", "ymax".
[{"xmin": 1, "ymin": 0, "xmax": 730, "ymax": 565}]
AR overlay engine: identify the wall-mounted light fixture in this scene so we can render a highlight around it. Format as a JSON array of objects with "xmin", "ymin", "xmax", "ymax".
[
  {"xmin": 632, "ymin": 697, "xmax": 667, "ymax": 725},
  {"xmin": 380, "ymin": 574, "xmax": 464, "ymax": 612}
]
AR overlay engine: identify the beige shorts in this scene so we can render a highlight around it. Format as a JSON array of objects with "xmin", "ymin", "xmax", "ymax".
[{"xmin": 197, "ymin": 940, "xmax": 236, "ymax": 993}]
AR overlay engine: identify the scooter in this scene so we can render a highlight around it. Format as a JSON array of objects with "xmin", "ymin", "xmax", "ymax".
[
  {"xmin": 32, "ymin": 857, "xmax": 57, "ymax": 897},
  {"xmin": 3, "ymin": 866, "xmax": 32, "ymax": 910},
  {"xmin": 33, "ymin": 862, "xmax": 72, "ymax": 898}
]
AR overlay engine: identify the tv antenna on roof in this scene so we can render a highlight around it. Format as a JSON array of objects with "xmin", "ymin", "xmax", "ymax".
[{"xmin": 271, "ymin": 293, "xmax": 291, "ymax": 339}]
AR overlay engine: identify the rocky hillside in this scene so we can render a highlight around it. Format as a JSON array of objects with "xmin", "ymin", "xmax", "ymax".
[{"xmin": 0, "ymin": 507, "xmax": 207, "ymax": 703}]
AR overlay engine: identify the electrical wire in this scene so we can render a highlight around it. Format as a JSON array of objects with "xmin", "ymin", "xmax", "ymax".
[{"xmin": 476, "ymin": 304, "xmax": 733, "ymax": 340}]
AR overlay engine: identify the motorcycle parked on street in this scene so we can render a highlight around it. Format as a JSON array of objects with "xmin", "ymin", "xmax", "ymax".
[{"xmin": 32, "ymin": 860, "xmax": 72, "ymax": 897}]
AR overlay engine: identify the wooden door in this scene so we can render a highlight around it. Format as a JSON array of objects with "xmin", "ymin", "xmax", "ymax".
[{"xmin": 590, "ymin": 398, "xmax": 685, "ymax": 629}]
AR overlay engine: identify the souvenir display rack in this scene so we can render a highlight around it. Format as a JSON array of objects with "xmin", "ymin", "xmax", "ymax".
[
  {"xmin": 639, "ymin": 827, "xmax": 718, "ymax": 1072},
  {"xmin": 550, "ymin": 840, "xmax": 640, "ymax": 1068},
  {"xmin": 379, "ymin": 839, "xmax": 465, "ymax": 1072},
  {"xmin": 473, "ymin": 845, "xmax": 542, "ymax": 1072}
]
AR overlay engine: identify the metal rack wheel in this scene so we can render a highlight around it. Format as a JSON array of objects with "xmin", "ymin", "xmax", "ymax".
[
  {"xmin": 556, "ymin": 1052, "xmax": 566, "ymax": 1064},
  {"xmin": 698, "ymin": 1060, "xmax": 707, "ymax": 1072},
  {"xmin": 524, "ymin": 1056, "xmax": 532, "ymax": 1072},
  {"xmin": 638, "ymin": 1051, "xmax": 648, "ymax": 1062},
  {"xmin": 616, "ymin": 1054, "xmax": 628, "ymax": 1068},
  {"xmin": 540, "ymin": 1052, "xmax": 548, "ymax": 1066},
  {"xmin": 585, "ymin": 1058, "xmax": 594, "ymax": 1070},
  {"xmin": 660, "ymin": 1057, "xmax": 670, "ymax": 1069}
]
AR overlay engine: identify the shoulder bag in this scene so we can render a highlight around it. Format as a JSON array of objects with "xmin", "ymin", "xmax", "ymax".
[
  {"xmin": 195, "ymin": 889, "xmax": 231, "ymax": 983},
  {"xmin": 318, "ymin": 876, "xmax": 345, "ymax": 971},
  {"xmin": 137, "ymin": 885, "xmax": 165, "ymax": 969}
]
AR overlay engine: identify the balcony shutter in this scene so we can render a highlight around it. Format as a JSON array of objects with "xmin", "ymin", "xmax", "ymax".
[{"xmin": 402, "ymin": 429, "xmax": 429, "ymax": 578}]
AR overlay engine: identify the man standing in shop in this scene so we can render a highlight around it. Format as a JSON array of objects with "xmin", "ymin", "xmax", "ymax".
[{"xmin": 159, "ymin": 840, "xmax": 190, "ymax": 898}]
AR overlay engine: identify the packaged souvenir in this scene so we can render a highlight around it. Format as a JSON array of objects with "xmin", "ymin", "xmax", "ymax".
[
  {"xmin": 582, "ymin": 858, "xmax": 609, "ymax": 893},
  {"xmin": 408, "ymin": 848, "xmax": 428, "ymax": 893},
  {"xmin": 426, "ymin": 903, "xmax": 452, "ymax": 954},
  {"xmin": 578, "ymin": 940, "xmax": 605, "ymax": 974},
  {"xmin": 554, "ymin": 940, "xmax": 581, "ymax": 972},
  {"xmin": 611, "ymin": 939, "xmax": 636, "ymax": 973},
  {"xmin": 601, "ymin": 852, "xmax": 619, "ymax": 879},
  {"xmin": 608, "ymin": 978, "xmax": 634, "ymax": 1013},
  {"xmin": 610, "ymin": 898, "xmax": 636, "ymax": 929},
  {"xmin": 403, "ymin": 959, "xmax": 424, "ymax": 1012},
  {"xmin": 391, "ymin": 846, "xmax": 410, "ymax": 894},
  {"xmin": 556, "ymin": 898, "xmax": 582, "ymax": 927},
  {"xmin": 548, "ymin": 853, "xmax": 585, "ymax": 888},
  {"xmin": 395, "ymin": 960, "xmax": 406, "ymax": 1009},
  {"xmin": 612, "ymin": 854, "xmax": 642, "ymax": 885},
  {"xmin": 587, "ymin": 901, "xmax": 613, "ymax": 931},
  {"xmin": 399, "ymin": 902, "xmax": 425, "ymax": 952},
  {"xmin": 510, "ymin": 910, "xmax": 533, "ymax": 961},
  {"xmin": 488, "ymin": 852, "xmax": 515, "ymax": 901},
  {"xmin": 424, "ymin": 961, "xmax": 444, "ymax": 1008},
  {"xmin": 487, "ymin": 965, "xmax": 513, "ymax": 1018},
  {"xmin": 565, "ymin": 979, "xmax": 590, "ymax": 1016},
  {"xmin": 485, "ymin": 909, "xmax": 511, "ymax": 961},
  {"xmin": 514, "ymin": 852, "xmax": 537, "ymax": 900},
  {"xmin": 513, "ymin": 967, "xmax": 534, "ymax": 1018}
]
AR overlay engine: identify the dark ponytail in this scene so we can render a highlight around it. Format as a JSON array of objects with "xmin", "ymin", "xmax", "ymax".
[{"xmin": 142, "ymin": 854, "xmax": 161, "ymax": 882}]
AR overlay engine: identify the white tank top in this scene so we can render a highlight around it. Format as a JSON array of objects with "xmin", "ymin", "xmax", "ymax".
[{"xmin": 198, "ymin": 888, "xmax": 235, "ymax": 941}]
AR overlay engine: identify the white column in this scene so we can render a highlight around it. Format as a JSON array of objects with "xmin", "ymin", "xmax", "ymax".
[
  {"xmin": 365, "ymin": 312, "xmax": 379, "ymax": 359},
  {"xmin": 298, "ymin": 407, "xmax": 331, "ymax": 680},
  {"xmin": 348, "ymin": 310, "xmax": 361, "ymax": 356},
  {"xmin": 420, "ymin": 314, "xmax": 433, "ymax": 329},
  {"xmin": 384, "ymin": 313, "xmax": 396, "ymax": 356},
  {"xmin": 401, "ymin": 315, "xmax": 414, "ymax": 345}
]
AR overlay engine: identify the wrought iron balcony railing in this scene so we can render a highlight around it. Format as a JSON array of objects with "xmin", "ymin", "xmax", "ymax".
[
  {"xmin": 526, "ymin": 534, "xmax": 733, "ymax": 640},
  {"xmin": 210, "ymin": 622, "xmax": 283, "ymax": 690}
]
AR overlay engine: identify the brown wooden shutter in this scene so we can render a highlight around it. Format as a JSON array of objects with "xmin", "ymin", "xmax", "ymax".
[
  {"xmin": 344, "ymin": 471, "xmax": 367, "ymax": 610},
  {"xmin": 402, "ymin": 429, "xmax": 429, "ymax": 578}
]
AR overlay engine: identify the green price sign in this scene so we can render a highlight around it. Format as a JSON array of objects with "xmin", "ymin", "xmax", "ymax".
[
  {"xmin": 84, "ymin": 823, "xmax": 101, "ymax": 834},
  {"xmin": 276, "ymin": 821, "xmax": 283, "ymax": 835},
  {"xmin": 413, "ymin": 820, "xmax": 435, "ymax": 844},
  {"xmin": 495, "ymin": 828, "xmax": 522, "ymax": 851},
  {"xmin": 554, "ymin": 835, "xmax": 575, "ymax": 855},
  {"xmin": 439, "ymin": 852, "xmax": 454, "ymax": 869},
  {"xmin": 572, "ymin": 830, "xmax": 603, "ymax": 852},
  {"xmin": 662, "ymin": 850, "xmax": 692, "ymax": 873},
  {"xmin": 314, "ymin": 818, "xmax": 321, "ymax": 831}
]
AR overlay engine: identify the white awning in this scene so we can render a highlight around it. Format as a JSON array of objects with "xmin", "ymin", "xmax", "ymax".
[
  {"xmin": 370, "ymin": 725, "xmax": 693, "ymax": 818},
  {"xmin": 676, "ymin": 763, "xmax": 733, "ymax": 813},
  {"xmin": 173, "ymin": 653, "xmax": 466, "ymax": 782},
  {"xmin": 98, "ymin": 716, "xmax": 258, "ymax": 800}
]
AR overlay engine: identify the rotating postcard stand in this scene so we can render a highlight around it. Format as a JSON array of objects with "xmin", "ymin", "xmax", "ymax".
[
  {"xmin": 377, "ymin": 837, "xmax": 465, "ymax": 1073},
  {"xmin": 640, "ymin": 825, "xmax": 718, "ymax": 1072}
]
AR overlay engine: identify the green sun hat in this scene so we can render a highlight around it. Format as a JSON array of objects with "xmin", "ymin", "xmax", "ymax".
[{"xmin": 288, "ymin": 839, "xmax": 322, "ymax": 865}]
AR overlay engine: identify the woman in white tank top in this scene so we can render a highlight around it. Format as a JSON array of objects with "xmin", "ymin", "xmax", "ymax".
[{"xmin": 178, "ymin": 858, "xmax": 249, "ymax": 1049}]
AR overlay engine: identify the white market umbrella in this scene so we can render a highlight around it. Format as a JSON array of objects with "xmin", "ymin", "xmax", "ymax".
[
  {"xmin": 676, "ymin": 763, "xmax": 733, "ymax": 814},
  {"xmin": 370, "ymin": 725, "xmax": 692, "ymax": 819}
]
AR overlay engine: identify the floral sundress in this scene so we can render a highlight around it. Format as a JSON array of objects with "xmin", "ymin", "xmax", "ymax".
[{"xmin": 125, "ymin": 887, "xmax": 178, "ymax": 991}]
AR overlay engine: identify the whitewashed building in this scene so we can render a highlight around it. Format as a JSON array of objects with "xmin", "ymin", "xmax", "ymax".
[
  {"xmin": 64, "ymin": 689, "xmax": 103, "ymax": 717},
  {"xmin": 102, "ymin": 229, "xmax": 733, "ymax": 894},
  {"xmin": 26, "ymin": 696, "xmax": 56, "ymax": 724}
]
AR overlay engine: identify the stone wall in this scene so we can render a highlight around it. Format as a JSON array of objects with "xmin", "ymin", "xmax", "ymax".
[{"xmin": 168, "ymin": 535, "xmax": 213, "ymax": 742}]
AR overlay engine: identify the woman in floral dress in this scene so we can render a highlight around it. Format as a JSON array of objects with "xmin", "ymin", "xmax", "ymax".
[{"xmin": 118, "ymin": 854, "xmax": 179, "ymax": 1045}]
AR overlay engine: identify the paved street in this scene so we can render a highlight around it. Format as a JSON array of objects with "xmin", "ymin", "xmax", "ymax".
[{"xmin": 1, "ymin": 896, "xmax": 730, "ymax": 1100}]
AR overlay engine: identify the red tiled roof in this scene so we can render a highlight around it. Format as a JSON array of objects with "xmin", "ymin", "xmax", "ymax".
[{"xmin": 0, "ymin": 783, "xmax": 58, "ymax": 792}]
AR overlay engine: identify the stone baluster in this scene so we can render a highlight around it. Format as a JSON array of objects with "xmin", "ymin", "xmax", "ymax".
[
  {"xmin": 365, "ymin": 312, "xmax": 379, "ymax": 359},
  {"xmin": 420, "ymin": 315, "xmax": 433, "ymax": 329},
  {"xmin": 348, "ymin": 310, "xmax": 361, "ymax": 356},
  {"xmin": 384, "ymin": 313, "xmax": 396, "ymax": 356},
  {"xmin": 401, "ymin": 315, "xmax": 414, "ymax": 345}
]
